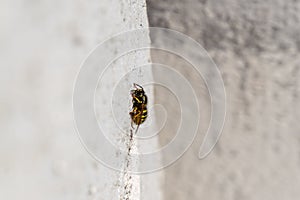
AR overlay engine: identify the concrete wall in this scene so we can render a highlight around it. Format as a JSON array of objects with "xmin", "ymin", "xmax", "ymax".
[
  {"xmin": 2, "ymin": 0, "xmax": 299, "ymax": 199},
  {"xmin": 0, "ymin": 0, "xmax": 161, "ymax": 199},
  {"xmin": 147, "ymin": 0, "xmax": 300, "ymax": 199}
]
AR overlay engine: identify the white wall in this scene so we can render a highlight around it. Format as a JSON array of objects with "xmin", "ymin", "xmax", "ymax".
[{"xmin": 0, "ymin": 0, "xmax": 161, "ymax": 199}]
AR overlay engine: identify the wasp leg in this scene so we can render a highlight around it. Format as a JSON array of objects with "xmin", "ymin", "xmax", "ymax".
[
  {"xmin": 129, "ymin": 111, "xmax": 134, "ymax": 128},
  {"xmin": 133, "ymin": 109, "xmax": 143, "ymax": 126},
  {"xmin": 133, "ymin": 96, "xmax": 142, "ymax": 103},
  {"xmin": 130, "ymin": 107, "xmax": 138, "ymax": 128},
  {"xmin": 132, "ymin": 110, "xmax": 143, "ymax": 134}
]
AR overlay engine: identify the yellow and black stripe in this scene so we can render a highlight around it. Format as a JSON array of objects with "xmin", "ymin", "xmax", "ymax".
[{"xmin": 130, "ymin": 83, "xmax": 148, "ymax": 127}]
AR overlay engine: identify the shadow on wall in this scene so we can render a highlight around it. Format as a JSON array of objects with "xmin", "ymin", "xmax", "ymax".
[{"xmin": 147, "ymin": 0, "xmax": 300, "ymax": 199}]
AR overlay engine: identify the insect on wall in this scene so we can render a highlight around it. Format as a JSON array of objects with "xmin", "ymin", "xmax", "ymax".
[{"xmin": 130, "ymin": 83, "xmax": 148, "ymax": 135}]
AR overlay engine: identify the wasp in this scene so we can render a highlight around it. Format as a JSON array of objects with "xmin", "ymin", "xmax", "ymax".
[{"xmin": 129, "ymin": 83, "xmax": 147, "ymax": 133}]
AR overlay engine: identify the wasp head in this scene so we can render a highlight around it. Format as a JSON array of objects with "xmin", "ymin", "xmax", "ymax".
[{"xmin": 131, "ymin": 83, "xmax": 145, "ymax": 97}]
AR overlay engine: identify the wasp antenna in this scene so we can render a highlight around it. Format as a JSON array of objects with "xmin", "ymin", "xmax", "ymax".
[{"xmin": 133, "ymin": 83, "xmax": 143, "ymax": 90}]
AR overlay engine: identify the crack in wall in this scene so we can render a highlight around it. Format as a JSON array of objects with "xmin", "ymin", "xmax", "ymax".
[{"xmin": 119, "ymin": 128, "xmax": 139, "ymax": 200}]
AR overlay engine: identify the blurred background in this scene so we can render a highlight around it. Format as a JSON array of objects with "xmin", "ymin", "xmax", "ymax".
[
  {"xmin": 1, "ymin": 0, "xmax": 300, "ymax": 199},
  {"xmin": 147, "ymin": 0, "xmax": 300, "ymax": 199}
]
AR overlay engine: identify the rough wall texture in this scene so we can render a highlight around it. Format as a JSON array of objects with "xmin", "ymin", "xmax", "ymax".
[
  {"xmin": 0, "ymin": 0, "xmax": 161, "ymax": 199},
  {"xmin": 147, "ymin": 0, "xmax": 300, "ymax": 199}
]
